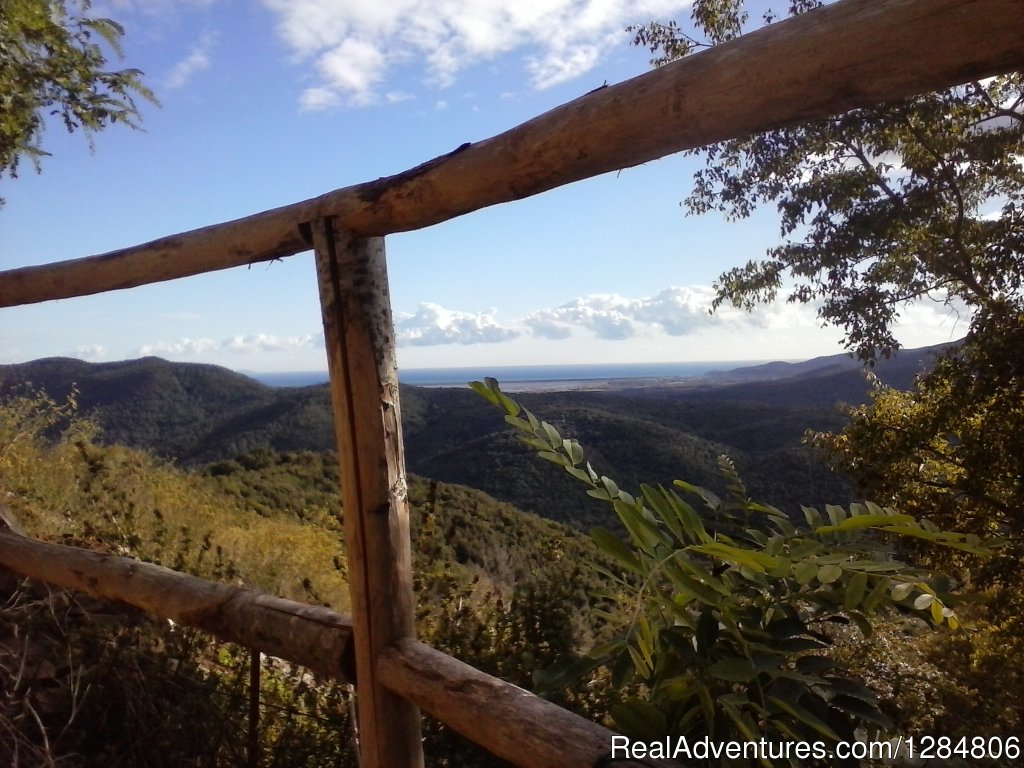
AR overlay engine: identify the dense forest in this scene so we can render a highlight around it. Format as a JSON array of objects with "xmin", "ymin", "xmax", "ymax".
[
  {"xmin": 0, "ymin": 348, "xmax": 934, "ymax": 529},
  {"xmin": 1, "ymin": 350, "xmax": 1021, "ymax": 765},
  {"xmin": 0, "ymin": 389, "xmax": 618, "ymax": 766}
]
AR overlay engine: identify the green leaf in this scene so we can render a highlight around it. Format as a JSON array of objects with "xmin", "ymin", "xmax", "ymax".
[
  {"xmin": 541, "ymin": 421, "xmax": 562, "ymax": 448},
  {"xmin": 615, "ymin": 499, "xmax": 667, "ymax": 552},
  {"xmin": 565, "ymin": 465, "xmax": 597, "ymax": 484},
  {"xmin": 802, "ymin": 506, "xmax": 823, "ymax": 528},
  {"xmin": 667, "ymin": 490, "xmax": 709, "ymax": 543},
  {"xmin": 844, "ymin": 571, "xmax": 868, "ymax": 610},
  {"xmin": 563, "ymin": 438, "xmax": 584, "ymax": 465},
  {"xmin": 642, "ymin": 484, "xmax": 686, "ymax": 542},
  {"xmin": 825, "ymin": 504, "xmax": 847, "ymax": 526},
  {"xmin": 537, "ymin": 450, "xmax": 569, "ymax": 467},
  {"xmin": 767, "ymin": 696, "xmax": 840, "ymax": 741},
  {"xmin": 611, "ymin": 700, "xmax": 667, "ymax": 742},
  {"xmin": 662, "ymin": 562, "xmax": 725, "ymax": 606},
  {"xmin": 532, "ymin": 654, "xmax": 606, "ymax": 694},
  {"xmin": 601, "ymin": 475, "xmax": 619, "ymax": 498},
  {"xmin": 846, "ymin": 609, "xmax": 874, "ymax": 638},
  {"xmin": 590, "ymin": 527, "xmax": 643, "ymax": 574},
  {"xmin": 657, "ymin": 675, "xmax": 697, "ymax": 702},
  {"xmin": 891, "ymin": 582, "xmax": 915, "ymax": 601},
  {"xmin": 795, "ymin": 656, "xmax": 835, "ymax": 675},
  {"xmin": 720, "ymin": 699, "xmax": 763, "ymax": 743},
  {"xmin": 814, "ymin": 512, "xmax": 913, "ymax": 534},
  {"xmin": 708, "ymin": 658, "xmax": 758, "ymax": 683},
  {"xmin": 469, "ymin": 378, "xmax": 520, "ymax": 415},
  {"xmin": 502, "ymin": 415, "xmax": 533, "ymax": 433},
  {"xmin": 862, "ymin": 576, "xmax": 892, "ymax": 611},
  {"xmin": 674, "ymin": 479, "xmax": 721, "ymax": 509},
  {"xmin": 821, "ymin": 677, "xmax": 880, "ymax": 704},
  {"xmin": 794, "ymin": 560, "xmax": 818, "ymax": 585},
  {"xmin": 690, "ymin": 541, "xmax": 777, "ymax": 573},
  {"xmin": 816, "ymin": 564, "xmax": 843, "ymax": 584}
]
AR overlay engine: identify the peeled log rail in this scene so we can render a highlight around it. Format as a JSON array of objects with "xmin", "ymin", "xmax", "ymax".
[
  {"xmin": 0, "ymin": 529, "xmax": 355, "ymax": 681},
  {"xmin": 378, "ymin": 638, "xmax": 678, "ymax": 768},
  {"xmin": 2, "ymin": 0, "xmax": 1023, "ymax": 308}
]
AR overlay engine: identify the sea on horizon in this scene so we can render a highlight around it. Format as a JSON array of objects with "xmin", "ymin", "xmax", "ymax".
[{"xmin": 251, "ymin": 361, "xmax": 769, "ymax": 390}]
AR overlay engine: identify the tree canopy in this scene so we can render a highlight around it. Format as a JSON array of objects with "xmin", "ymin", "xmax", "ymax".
[
  {"xmin": 0, "ymin": 0, "xmax": 152, "ymax": 193},
  {"xmin": 473, "ymin": 377, "xmax": 997, "ymax": 759},
  {"xmin": 634, "ymin": 1, "xmax": 1023, "ymax": 361},
  {"xmin": 632, "ymin": 1, "xmax": 1024, "ymax": 549}
]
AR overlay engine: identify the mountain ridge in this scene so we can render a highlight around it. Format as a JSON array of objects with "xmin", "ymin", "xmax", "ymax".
[{"xmin": 0, "ymin": 347, "xmax": 947, "ymax": 528}]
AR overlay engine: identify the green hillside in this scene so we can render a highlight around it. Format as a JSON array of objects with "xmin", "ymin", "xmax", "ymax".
[
  {"xmin": 0, "ymin": 356, "xmax": 862, "ymax": 529},
  {"xmin": 3, "ymin": 358, "xmax": 1019, "ymax": 765},
  {"xmin": 0, "ymin": 393, "xmax": 613, "ymax": 766}
]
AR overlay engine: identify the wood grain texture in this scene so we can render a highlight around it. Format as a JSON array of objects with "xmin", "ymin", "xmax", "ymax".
[
  {"xmin": 378, "ymin": 638, "xmax": 679, "ymax": 768},
  {"xmin": 2, "ymin": 0, "xmax": 1022, "ymax": 307},
  {"xmin": 0, "ymin": 529, "xmax": 355, "ymax": 680},
  {"xmin": 313, "ymin": 222, "xmax": 423, "ymax": 768}
]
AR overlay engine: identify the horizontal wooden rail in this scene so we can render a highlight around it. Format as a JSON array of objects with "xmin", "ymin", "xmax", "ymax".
[
  {"xmin": 0, "ymin": 528, "xmax": 355, "ymax": 681},
  {"xmin": 2, "ymin": 0, "xmax": 1023, "ymax": 308},
  {"xmin": 378, "ymin": 638, "xmax": 676, "ymax": 768}
]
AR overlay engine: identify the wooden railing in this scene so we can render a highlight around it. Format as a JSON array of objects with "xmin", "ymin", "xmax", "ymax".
[{"xmin": 1, "ymin": 1, "xmax": 1022, "ymax": 766}]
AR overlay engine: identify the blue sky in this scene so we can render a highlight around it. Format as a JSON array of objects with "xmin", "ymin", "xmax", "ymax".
[{"xmin": 0, "ymin": 0, "xmax": 964, "ymax": 373}]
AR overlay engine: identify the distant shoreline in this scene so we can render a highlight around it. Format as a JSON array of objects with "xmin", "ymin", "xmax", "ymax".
[{"xmin": 249, "ymin": 361, "xmax": 773, "ymax": 391}]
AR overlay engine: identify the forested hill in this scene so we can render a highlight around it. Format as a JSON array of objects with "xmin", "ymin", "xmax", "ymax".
[{"xmin": 0, "ymin": 348, "xmax": 943, "ymax": 529}]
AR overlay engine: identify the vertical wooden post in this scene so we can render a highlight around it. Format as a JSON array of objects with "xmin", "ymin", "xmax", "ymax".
[{"xmin": 312, "ymin": 219, "xmax": 423, "ymax": 768}]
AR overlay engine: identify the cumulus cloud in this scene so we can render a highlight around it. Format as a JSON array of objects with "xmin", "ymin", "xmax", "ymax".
[
  {"xmin": 223, "ymin": 333, "xmax": 319, "ymax": 352},
  {"xmin": 262, "ymin": 0, "xmax": 693, "ymax": 108},
  {"xmin": 165, "ymin": 32, "xmax": 216, "ymax": 89},
  {"xmin": 396, "ymin": 303, "xmax": 520, "ymax": 346},
  {"xmin": 391, "ymin": 287, "xmax": 733, "ymax": 348},
  {"xmin": 524, "ymin": 287, "xmax": 719, "ymax": 340},
  {"xmin": 299, "ymin": 86, "xmax": 342, "ymax": 111},
  {"xmin": 139, "ymin": 337, "xmax": 219, "ymax": 356},
  {"xmin": 138, "ymin": 333, "xmax": 319, "ymax": 357}
]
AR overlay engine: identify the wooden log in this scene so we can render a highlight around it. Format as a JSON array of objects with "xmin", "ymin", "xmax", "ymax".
[
  {"xmin": 313, "ymin": 221, "xmax": 422, "ymax": 768},
  {"xmin": 0, "ymin": 528, "xmax": 355, "ymax": 680},
  {"xmin": 378, "ymin": 638, "xmax": 677, "ymax": 768},
  {"xmin": 2, "ymin": 0, "xmax": 1023, "ymax": 307}
]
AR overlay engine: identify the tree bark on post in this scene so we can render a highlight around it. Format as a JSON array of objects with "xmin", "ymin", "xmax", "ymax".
[{"xmin": 311, "ymin": 220, "xmax": 423, "ymax": 768}]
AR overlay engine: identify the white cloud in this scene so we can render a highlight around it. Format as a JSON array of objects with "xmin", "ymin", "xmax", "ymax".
[
  {"xmin": 138, "ymin": 333, "xmax": 319, "ymax": 357},
  {"xmin": 307, "ymin": 37, "xmax": 387, "ymax": 107},
  {"xmin": 397, "ymin": 303, "xmax": 520, "ymax": 346},
  {"xmin": 262, "ymin": 0, "xmax": 694, "ymax": 108},
  {"xmin": 138, "ymin": 337, "xmax": 219, "ymax": 356},
  {"xmin": 524, "ymin": 287, "xmax": 720, "ymax": 340},
  {"xmin": 300, "ymin": 86, "xmax": 343, "ymax": 111},
  {"xmin": 73, "ymin": 344, "xmax": 108, "ymax": 361},
  {"xmin": 393, "ymin": 282, "xmax": 965, "ymax": 355},
  {"xmin": 393, "ymin": 288, "xmax": 728, "ymax": 348},
  {"xmin": 165, "ymin": 32, "xmax": 216, "ymax": 89},
  {"xmin": 223, "ymin": 333, "xmax": 319, "ymax": 352}
]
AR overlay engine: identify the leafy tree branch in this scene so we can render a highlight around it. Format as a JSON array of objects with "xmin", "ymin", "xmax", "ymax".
[{"xmin": 472, "ymin": 378, "xmax": 996, "ymax": 760}]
